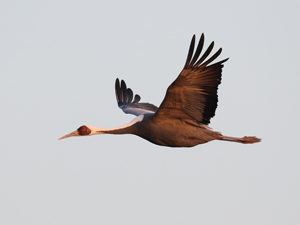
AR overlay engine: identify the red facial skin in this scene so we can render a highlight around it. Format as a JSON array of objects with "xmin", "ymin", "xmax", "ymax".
[{"xmin": 77, "ymin": 126, "xmax": 91, "ymax": 135}]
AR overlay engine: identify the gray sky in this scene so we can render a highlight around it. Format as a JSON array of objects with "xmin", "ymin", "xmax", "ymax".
[{"xmin": 1, "ymin": 0, "xmax": 299, "ymax": 224}]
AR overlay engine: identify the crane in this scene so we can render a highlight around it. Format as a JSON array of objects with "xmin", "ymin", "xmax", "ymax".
[{"xmin": 59, "ymin": 34, "xmax": 261, "ymax": 147}]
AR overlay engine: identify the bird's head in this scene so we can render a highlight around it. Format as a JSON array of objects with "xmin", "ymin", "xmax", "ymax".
[{"xmin": 59, "ymin": 125, "xmax": 99, "ymax": 140}]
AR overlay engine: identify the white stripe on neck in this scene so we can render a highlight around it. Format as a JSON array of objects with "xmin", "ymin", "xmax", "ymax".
[{"xmin": 88, "ymin": 115, "xmax": 144, "ymax": 134}]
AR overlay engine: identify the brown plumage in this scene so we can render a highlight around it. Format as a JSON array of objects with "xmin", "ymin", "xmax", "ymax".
[
  {"xmin": 155, "ymin": 34, "xmax": 227, "ymax": 125},
  {"xmin": 59, "ymin": 34, "xmax": 261, "ymax": 147}
]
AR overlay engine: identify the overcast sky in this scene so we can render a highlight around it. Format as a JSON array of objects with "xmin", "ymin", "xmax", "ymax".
[{"xmin": 1, "ymin": 0, "xmax": 299, "ymax": 224}]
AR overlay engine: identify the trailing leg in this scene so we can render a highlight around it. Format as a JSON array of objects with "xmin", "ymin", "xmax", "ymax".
[{"xmin": 219, "ymin": 135, "xmax": 261, "ymax": 144}]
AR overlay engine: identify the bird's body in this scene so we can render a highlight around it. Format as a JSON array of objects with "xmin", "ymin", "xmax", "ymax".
[
  {"xmin": 126, "ymin": 115, "xmax": 221, "ymax": 147},
  {"xmin": 59, "ymin": 34, "xmax": 261, "ymax": 147}
]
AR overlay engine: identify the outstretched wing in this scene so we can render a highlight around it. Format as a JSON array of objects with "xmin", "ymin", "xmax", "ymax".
[
  {"xmin": 155, "ymin": 34, "xmax": 228, "ymax": 124},
  {"xmin": 115, "ymin": 78, "xmax": 158, "ymax": 116}
]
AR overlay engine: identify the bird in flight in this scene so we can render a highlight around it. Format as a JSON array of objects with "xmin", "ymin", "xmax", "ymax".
[{"xmin": 59, "ymin": 34, "xmax": 261, "ymax": 147}]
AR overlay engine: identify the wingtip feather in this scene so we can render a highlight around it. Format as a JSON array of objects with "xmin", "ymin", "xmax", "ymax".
[{"xmin": 184, "ymin": 35, "xmax": 196, "ymax": 69}]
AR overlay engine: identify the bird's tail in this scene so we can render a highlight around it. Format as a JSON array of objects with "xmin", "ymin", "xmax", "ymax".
[{"xmin": 219, "ymin": 135, "xmax": 261, "ymax": 144}]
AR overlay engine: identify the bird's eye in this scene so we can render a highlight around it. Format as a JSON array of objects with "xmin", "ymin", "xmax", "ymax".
[{"xmin": 77, "ymin": 126, "xmax": 91, "ymax": 135}]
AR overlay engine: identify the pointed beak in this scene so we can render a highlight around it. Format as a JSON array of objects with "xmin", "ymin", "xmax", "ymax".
[{"xmin": 58, "ymin": 130, "xmax": 79, "ymax": 140}]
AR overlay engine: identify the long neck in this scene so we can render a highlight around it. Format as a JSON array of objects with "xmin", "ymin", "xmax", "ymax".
[
  {"xmin": 96, "ymin": 124, "xmax": 137, "ymax": 135},
  {"xmin": 91, "ymin": 115, "xmax": 144, "ymax": 135}
]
